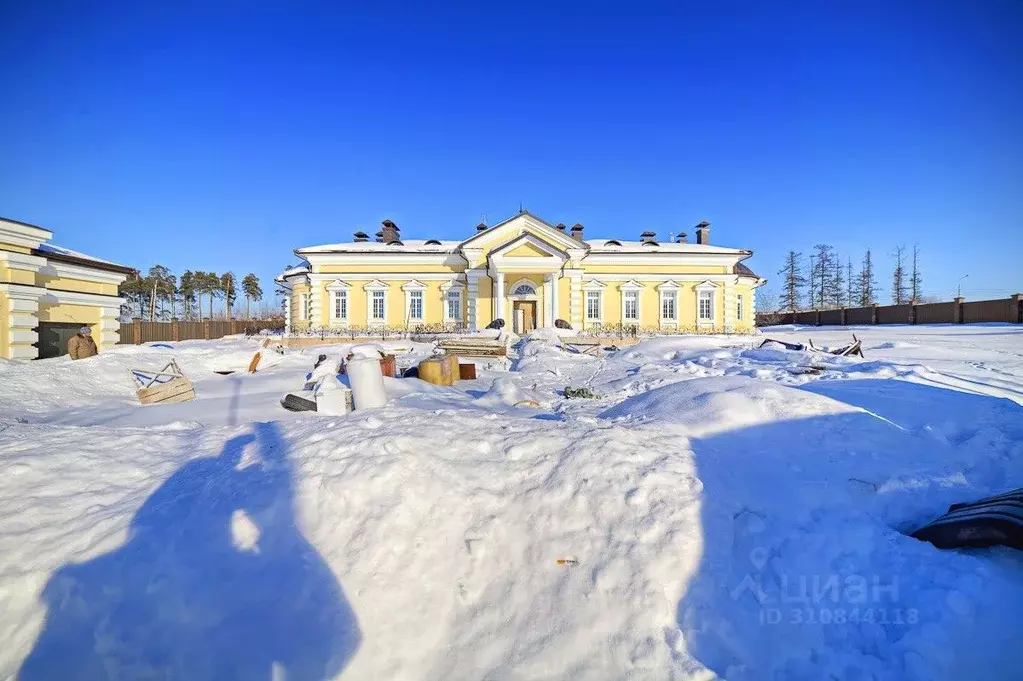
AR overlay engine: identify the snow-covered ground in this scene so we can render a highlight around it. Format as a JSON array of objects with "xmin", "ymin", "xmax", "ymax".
[{"xmin": 1, "ymin": 324, "xmax": 1021, "ymax": 680}]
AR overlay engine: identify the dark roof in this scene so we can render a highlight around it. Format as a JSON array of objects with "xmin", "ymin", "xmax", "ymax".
[
  {"xmin": 32, "ymin": 248, "xmax": 135, "ymax": 275},
  {"xmin": 736, "ymin": 262, "xmax": 760, "ymax": 278}
]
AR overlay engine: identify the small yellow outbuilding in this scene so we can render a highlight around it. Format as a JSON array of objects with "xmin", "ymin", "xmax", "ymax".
[{"xmin": 0, "ymin": 216, "xmax": 133, "ymax": 360}]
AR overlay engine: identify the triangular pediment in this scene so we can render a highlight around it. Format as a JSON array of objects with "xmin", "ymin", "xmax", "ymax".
[
  {"xmin": 459, "ymin": 211, "xmax": 588, "ymax": 255},
  {"xmin": 489, "ymin": 232, "xmax": 566, "ymax": 261}
]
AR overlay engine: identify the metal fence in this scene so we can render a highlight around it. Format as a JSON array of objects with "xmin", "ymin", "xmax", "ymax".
[
  {"xmin": 118, "ymin": 318, "xmax": 284, "ymax": 344},
  {"xmin": 757, "ymin": 294, "xmax": 1023, "ymax": 327}
]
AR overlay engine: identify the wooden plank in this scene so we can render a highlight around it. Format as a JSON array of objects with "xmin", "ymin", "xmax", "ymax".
[{"xmin": 138, "ymin": 378, "xmax": 196, "ymax": 405}]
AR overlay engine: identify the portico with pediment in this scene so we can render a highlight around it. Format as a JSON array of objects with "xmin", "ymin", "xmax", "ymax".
[{"xmin": 279, "ymin": 210, "xmax": 764, "ymax": 335}]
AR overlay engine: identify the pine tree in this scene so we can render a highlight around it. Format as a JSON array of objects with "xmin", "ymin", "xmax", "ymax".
[
  {"xmin": 846, "ymin": 258, "xmax": 856, "ymax": 307},
  {"xmin": 910, "ymin": 243, "xmax": 922, "ymax": 302},
  {"xmin": 859, "ymin": 249, "xmax": 877, "ymax": 306},
  {"xmin": 777, "ymin": 251, "xmax": 806, "ymax": 312},
  {"xmin": 221, "ymin": 272, "xmax": 237, "ymax": 320},
  {"xmin": 242, "ymin": 273, "xmax": 263, "ymax": 319},
  {"xmin": 829, "ymin": 258, "xmax": 845, "ymax": 308},
  {"xmin": 179, "ymin": 271, "xmax": 197, "ymax": 320},
  {"xmin": 891, "ymin": 245, "xmax": 907, "ymax": 305},
  {"xmin": 810, "ymin": 244, "xmax": 834, "ymax": 309}
]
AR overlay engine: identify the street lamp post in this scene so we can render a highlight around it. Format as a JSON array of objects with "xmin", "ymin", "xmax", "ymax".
[{"xmin": 957, "ymin": 274, "xmax": 969, "ymax": 298}]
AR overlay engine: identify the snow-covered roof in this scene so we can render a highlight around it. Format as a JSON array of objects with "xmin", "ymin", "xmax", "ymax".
[
  {"xmin": 583, "ymin": 239, "xmax": 749, "ymax": 255},
  {"xmin": 276, "ymin": 265, "xmax": 310, "ymax": 282},
  {"xmin": 297, "ymin": 240, "xmax": 461, "ymax": 254},
  {"xmin": 36, "ymin": 242, "xmax": 124, "ymax": 267},
  {"xmin": 35, "ymin": 242, "xmax": 134, "ymax": 274}
]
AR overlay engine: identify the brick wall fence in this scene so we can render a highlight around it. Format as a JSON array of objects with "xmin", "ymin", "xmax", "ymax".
[
  {"xmin": 118, "ymin": 318, "xmax": 285, "ymax": 344},
  {"xmin": 757, "ymin": 294, "xmax": 1023, "ymax": 327}
]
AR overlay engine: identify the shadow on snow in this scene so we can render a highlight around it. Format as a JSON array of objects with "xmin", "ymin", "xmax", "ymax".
[
  {"xmin": 676, "ymin": 379, "xmax": 1023, "ymax": 680},
  {"xmin": 20, "ymin": 421, "xmax": 360, "ymax": 681}
]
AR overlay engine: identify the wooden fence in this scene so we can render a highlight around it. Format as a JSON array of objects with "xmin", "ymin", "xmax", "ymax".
[
  {"xmin": 757, "ymin": 294, "xmax": 1023, "ymax": 327},
  {"xmin": 118, "ymin": 318, "xmax": 284, "ymax": 344}
]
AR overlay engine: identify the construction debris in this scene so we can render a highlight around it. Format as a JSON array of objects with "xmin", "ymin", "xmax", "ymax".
[
  {"xmin": 437, "ymin": 336, "xmax": 509, "ymax": 358},
  {"xmin": 810, "ymin": 334, "xmax": 864, "ymax": 357},
  {"xmin": 130, "ymin": 360, "xmax": 196, "ymax": 405}
]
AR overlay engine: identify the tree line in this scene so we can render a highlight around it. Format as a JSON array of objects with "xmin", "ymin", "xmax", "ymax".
[
  {"xmin": 775, "ymin": 244, "xmax": 923, "ymax": 312},
  {"xmin": 120, "ymin": 266, "xmax": 268, "ymax": 321}
]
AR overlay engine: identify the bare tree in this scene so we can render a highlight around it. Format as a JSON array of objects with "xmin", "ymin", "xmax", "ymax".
[
  {"xmin": 891, "ymin": 245, "xmax": 907, "ymax": 305},
  {"xmin": 910, "ymin": 243, "xmax": 922, "ymax": 302}
]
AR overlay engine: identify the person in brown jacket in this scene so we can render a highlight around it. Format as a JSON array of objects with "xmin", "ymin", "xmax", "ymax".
[{"xmin": 68, "ymin": 326, "xmax": 98, "ymax": 360}]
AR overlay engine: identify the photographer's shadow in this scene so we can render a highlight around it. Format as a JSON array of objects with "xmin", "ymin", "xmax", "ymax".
[{"xmin": 20, "ymin": 421, "xmax": 359, "ymax": 681}]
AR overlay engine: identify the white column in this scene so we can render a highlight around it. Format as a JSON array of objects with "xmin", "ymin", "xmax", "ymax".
[
  {"xmin": 545, "ymin": 272, "xmax": 561, "ymax": 327},
  {"xmin": 724, "ymin": 280, "xmax": 737, "ymax": 333},
  {"xmin": 308, "ymin": 282, "xmax": 323, "ymax": 329},
  {"xmin": 1, "ymin": 283, "xmax": 43, "ymax": 360},
  {"xmin": 466, "ymin": 270, "xmax": 482, "ymax": 331},
  {"xmin": 495, "ymin": 272, "xmax": 505, "ymax": 321},
  {"xmin": 566, "ymin": 269, "xmax": 584, "ymax": 329},
  {"xmin": 284, "ymin": 291, "xmax": 292, "ymax": 334}
]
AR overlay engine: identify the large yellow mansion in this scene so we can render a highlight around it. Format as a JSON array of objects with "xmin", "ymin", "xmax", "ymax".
[{"xmin": 278, "ymin": 211, "xmax": 763, "ymax": 335}]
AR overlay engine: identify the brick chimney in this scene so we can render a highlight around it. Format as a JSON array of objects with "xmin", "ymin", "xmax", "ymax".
[
  {"xmin": 380, "ymin": 219, "xmax": 400, "ymax": 244},
  {"xmin": 353, "ymin": 231, "xmax": 369, "ymax": 242},
  {"xmin": 675, "ymin": 232, "xmax": 688, "ymax": 244},
  {"xmin": 640, "ymin": 230, "xmax": 657, "ymax": 244},
  {"xmin": 554, "ymin": 223, "xmax": 567, "ymax": 232},
  {"xmin": 475, "ymin": 222, "xmax": 488, "ymax": 233},
  {"xmin": 695, "ymin": 221, "xmax": 710, "ymax": 245},
  {"xmin": 570, "ymin": 223, "xmax": 584, "ymax": 242}
]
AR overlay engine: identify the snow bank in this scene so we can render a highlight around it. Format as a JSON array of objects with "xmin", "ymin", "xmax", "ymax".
[
  {"xmin": 599, "ymin": 375, "xmax": 859, "ymax": 435},
  {"xmin": 1, "ymin": 326, "xmax": 1021, "ymax": 680}
]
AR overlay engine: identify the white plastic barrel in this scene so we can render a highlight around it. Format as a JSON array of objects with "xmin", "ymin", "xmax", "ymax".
[{"xmin": 346, "ymin": 356, "xmax": 387, "ymax": 409}]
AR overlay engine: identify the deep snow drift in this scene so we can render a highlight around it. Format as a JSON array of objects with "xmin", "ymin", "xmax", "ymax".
[{"xmin": 1, "ymin": 325, "xmax": 1022, "ymax": 680}]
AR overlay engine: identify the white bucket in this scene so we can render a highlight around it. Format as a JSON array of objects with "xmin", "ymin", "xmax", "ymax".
[{"xmin": 346, "ymin": 356, "xmax": 387, "ymax": 409}]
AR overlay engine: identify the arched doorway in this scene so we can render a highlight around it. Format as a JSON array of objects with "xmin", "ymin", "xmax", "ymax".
[{"xmin": 508, "ymin": 280, "xmax": 539, "ymax": 334}]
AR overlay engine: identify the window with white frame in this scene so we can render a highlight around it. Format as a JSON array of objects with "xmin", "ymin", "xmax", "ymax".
[
  {"xmin": 623, "ymin": 290, "xmax": 639, "ymax": 321},
  {"xmin": 698, "ymin": 290, "xmax": 714, "ymax": 321},
  {"xmin": 333, "ymin": 290, "xmax": 347, "ymax": 321},
  {"xmin": 371, "ymin": 290, "xmax": 386, "ymax": 321},
  {"xmin": 586, "ymin": 291, "xmax": 601, "ymax": 320},
  {"xmin": 446, "ymin": 289, "xmax": 462, "ymax": 320},
  {"xmin": 299, "ymin": 293, "xmax": 309, "ymax": 320},
  {"xmin": 661, "ymin": 291, "xmax": 677, "ymax": 320},
  {"xmin": 408, "ymin": 290, "xmax": 423, "ymax": 320},
  {"xmin": 736, "ymin": 293, "xmax": 744, "ymax": 321}
]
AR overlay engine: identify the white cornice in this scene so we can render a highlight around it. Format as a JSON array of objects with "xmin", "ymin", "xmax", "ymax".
[
  {"xmin": 0, "ymin": 219, "xmax": 52, "ymax": 249},
  {"xmin": 401, "ymin": 279, "xmax": 428, "ymax": 291},
  {"xmin": 580, "ymin": 253, "xmax": 741, "ymax": 267},
  {"xmin": 324, "ymin": 279, "xmax": 351, "ymax": 291},
  {"xmin": 40, "ymin": 288, "xmax": 124, "ymax": 307},
  {"xmin": 0, "ymin": 250, "xmax": 47, "ymax": 272},
  {"xmin": 40, "ymin": 260, "xmax": 127, "ymax": 285},
  {"xmin": 0, "ymin": 282, "xmax": 45, "ymax": 300}
]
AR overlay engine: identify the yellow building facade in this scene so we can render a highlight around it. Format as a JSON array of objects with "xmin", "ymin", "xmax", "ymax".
[
  {"xmin": 0, "ymin": 216, "xmax": 132, "ymax": 359},
  {"xmin": 278, "ymin": 212, "xmax": 763, "ymax": 335}
]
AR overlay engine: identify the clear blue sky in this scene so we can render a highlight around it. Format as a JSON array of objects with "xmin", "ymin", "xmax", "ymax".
[{"xmin": 1, "ymin": 1, "xmax": 1020, "ymax": 308}]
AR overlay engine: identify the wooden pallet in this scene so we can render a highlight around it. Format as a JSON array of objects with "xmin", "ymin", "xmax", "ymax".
[
  {"xmin": 130, "ymin": 360, "xmax": 196, "ymax": 405},
  {"xmin": 437, "ymin": 337, "xmax": 509, "ymax": 357},
  {"xmin": 562, "ymin": 338, "xmax": 604, "ymax": 357}
]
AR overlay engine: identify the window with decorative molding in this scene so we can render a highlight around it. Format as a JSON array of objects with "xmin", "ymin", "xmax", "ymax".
[
  {"xmin": 586, "ymin": 291, "xmax": 601, "ymax": 320},
  {"xmin": 660, "ymin": 291, "xmax": 677, "ymax": 320},
  {"xmin": 513, "ymin": 283, "xmax": 536, "ymax": 296},
  {"xmin": 371, "ymin": 291, "xmax": 386, "ymax": 320},
  {"xmin": 333, "ymin": 290, "xmax": 347, "ymax": 320},
  {"xmin": 623, "ymin": 291, "xmax": 638, "ymax": 321},
  {"xmin": 446, "ymin": 290, "xmax": 462, "ymax": 320},
  {"xmin": 736, "ymin": 294, "xmax": 744, "ymax": 321},
  {"xmin": 699, "ymin": 290, "xmax": 714, "ymax": 321},
  {"xmin": 408, "ymin": 290, "xmax": 423, "ymax": 320}
]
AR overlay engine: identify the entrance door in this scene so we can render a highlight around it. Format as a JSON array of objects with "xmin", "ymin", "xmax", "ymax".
[
  {"xmin": 37, "ymin": 322, "xmax": 85, "ymax": 359},
  {"xmin": 513, "ymin": 301, "xmax": 536, "ymax": 334}
]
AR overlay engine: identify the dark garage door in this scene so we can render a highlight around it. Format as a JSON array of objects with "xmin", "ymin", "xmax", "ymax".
[{"xmin": 37, "ymin": 322, "xmax": 86, "ymax": 359}]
